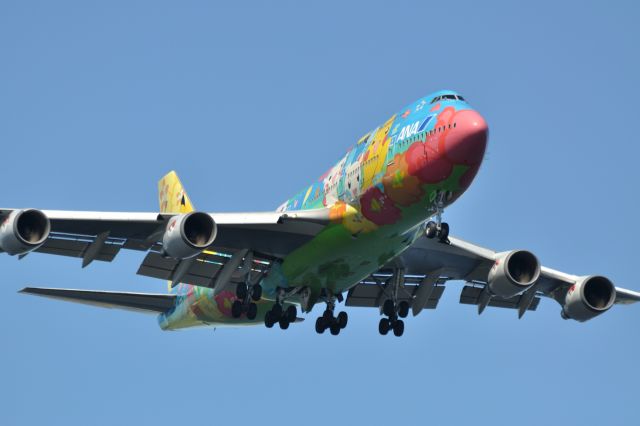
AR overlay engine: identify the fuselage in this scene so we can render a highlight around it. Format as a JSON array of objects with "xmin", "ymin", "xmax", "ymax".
[{"xmin": 159, "ymin": 90, "xmax": 488, "ymax": 330}]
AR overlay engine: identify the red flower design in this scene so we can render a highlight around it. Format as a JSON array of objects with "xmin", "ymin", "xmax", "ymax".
[
  {"xmin": 360, "ymin": 187, "xmax": 401, "ymax": 226},
  {"xmin": 405, "ymin": 140, "xmax": 453, "ymax": 184}
]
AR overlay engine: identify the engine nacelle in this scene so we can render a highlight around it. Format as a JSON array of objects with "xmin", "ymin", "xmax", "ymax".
[
  {"xmin": 561, "ymin": 275, "xmax": 616, "ymax": 322},
  {"xmin": 0, "ymin": 209, "xmax": 51, "ymax": 255},
  {"xmin": 161, "ymin": 212, "xmax": 217, "ymax": 260},
  {"xmin": 487, "ymin": 250, "xmax": 541, "ymax": 298}
]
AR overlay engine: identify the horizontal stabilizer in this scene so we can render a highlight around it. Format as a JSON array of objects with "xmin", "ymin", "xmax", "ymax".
[
  {"xmin": 20, "ymin": 287, "xmax": 175, "ymax": 314},
  {"xmin": 459, "ymin": 285, "xmax": 540, "ymax": 311}
]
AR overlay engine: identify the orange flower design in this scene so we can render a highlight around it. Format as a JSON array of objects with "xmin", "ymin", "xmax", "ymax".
[{"xmin": 382, "ymin": 153, "xmax": 423, "ymax": 206}]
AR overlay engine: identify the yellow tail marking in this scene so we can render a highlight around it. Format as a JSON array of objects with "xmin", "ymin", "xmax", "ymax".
[{"xmin": 158, "ymin": 170, "xmax": 195, "ymax": 214}]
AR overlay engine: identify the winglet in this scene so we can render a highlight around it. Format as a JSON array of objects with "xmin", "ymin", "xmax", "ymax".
[{"xmin": 158, "ymin": 171, "xmax": 195, "ymax": 214}]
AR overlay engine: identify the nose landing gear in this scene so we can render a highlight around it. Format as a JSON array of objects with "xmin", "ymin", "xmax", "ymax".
[{"xmin": 425, "ymin": 191, "xmax": 450, "ymax": 244}]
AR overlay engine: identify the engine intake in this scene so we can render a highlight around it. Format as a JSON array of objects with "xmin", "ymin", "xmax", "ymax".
[
  {"xmin": 161, "ymin": 211, "xmax": 217, "ymax": 260},
  {"xmin": 0, "ymin": 209, "xmax": 51, "ymax": 255},
  {"xmin": 487, "ymin": 250, "xmax": 541, "ymax": 298},
  {"xmin": 561, "ymin": 275, "xmax": 616, "ymax": 322}
]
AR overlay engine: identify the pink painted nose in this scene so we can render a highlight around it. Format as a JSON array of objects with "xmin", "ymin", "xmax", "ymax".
[{"xmin": 443, "ymin": 109, "xmax": 488, "ymax": 167}]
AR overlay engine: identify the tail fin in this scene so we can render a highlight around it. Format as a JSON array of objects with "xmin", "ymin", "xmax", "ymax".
[{"xmin": 158, "ymin": 171, "xmax": 195, "ymax": 214}]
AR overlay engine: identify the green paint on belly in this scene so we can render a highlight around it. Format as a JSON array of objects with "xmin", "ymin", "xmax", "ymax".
[{"xmin": 281, "ymin": 164, "xmax": 471, "ymax": 295}]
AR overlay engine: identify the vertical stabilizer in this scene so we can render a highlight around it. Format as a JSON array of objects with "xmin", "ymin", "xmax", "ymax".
[{"xmin": 158, "ymin": 171, "xmax": 195, "ymax": 214}]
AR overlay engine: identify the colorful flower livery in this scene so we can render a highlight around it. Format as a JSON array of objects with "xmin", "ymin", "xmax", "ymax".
[
  {"xmin": 158, "ymin": 90, "xmax": 488, "ymax": 331},
  {"xmin": 15, "ymin": 89, "xmax": 640, "ymax": 336}
]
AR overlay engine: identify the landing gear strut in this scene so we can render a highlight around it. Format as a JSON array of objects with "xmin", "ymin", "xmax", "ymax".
[
  {"xmin": 264, "ymin": 287, "xmax": 300, "ymax": 330},
  {"xmin": 231, "ymin": 281, "xmax": 262, "ymax": 320},
  {"xmin": 378, "ymin": 269, "xmax": 410, "ymax": 337},
  {"xmin": 425, "ymin": 191, "xmax": 450, "ymax": 244},
  {"xmin": 315, "ymin": 291, "xmax": 348, "ymax": 336}
]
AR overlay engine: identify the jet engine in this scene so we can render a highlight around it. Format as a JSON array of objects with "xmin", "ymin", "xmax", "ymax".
[
  {"xmin": 0, "ymin": 209, "xmax": 51, "ymax": 255},
  {"xmin": 487, "ymin": 250, "xmax": 541, "ymax": 298},
  {"xmin": 161, "ymin": 212, "xmax": 217, "ymax": 260},
  {"xmin": 561, "ymin": 275, "xmax": 616, "ymax": 322}
]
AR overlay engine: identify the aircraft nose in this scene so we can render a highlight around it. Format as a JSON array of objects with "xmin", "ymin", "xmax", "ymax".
[{"xmin": 443, "ymin": 109, "xmax": 488, "ymax": 167}]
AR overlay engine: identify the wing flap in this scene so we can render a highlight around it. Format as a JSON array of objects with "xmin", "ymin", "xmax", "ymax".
[
  {"xmin": 36, "ymin": 234, "xmax": 123, "ymax": 262},
  {"xmin": 459, "ymin": 285, "xmax": 540, "ymax": 311},
  {"xmin": 136, "ymin": 247, "xmax": 271, "ymax": 289},
  {"xmin": 20, "ymin": 287, "xmax": 175, "ymax": 314},
  {"xmin": 346, "ymin": 283, "xmax": 446, "ymax": 309}
]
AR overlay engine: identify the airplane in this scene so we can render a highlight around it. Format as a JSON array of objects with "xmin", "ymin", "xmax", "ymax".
[{"xmin": 4, "ymin": 89, "xmax": 640, "ymax": 337}]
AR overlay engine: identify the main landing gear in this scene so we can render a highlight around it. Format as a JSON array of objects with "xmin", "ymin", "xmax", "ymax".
[
  {"xmin": 425, "ymin": 191, "xmax": 450, "ymax": 244},
  {"xmin": 231, "ymin": 282, "xmax": 262, "ymax": 320},
  {"xmin": 378, "ymin": 299, "xmax": 408, "ymax": 337},
  {"xmin": 315, "ymin": 291, "xmax": 348, "ymax": 336},
  {"xmin": 378, "ymin": 268, "xmax": 410, "ymax": 337},
  {"xmin": 264, "ymin": 287, "xmax": 299, "ymax": 330}
]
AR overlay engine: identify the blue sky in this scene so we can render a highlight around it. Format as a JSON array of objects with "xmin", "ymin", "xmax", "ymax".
[{"xmin": 1, "ymin": 1, "xmax": 639, "ymax": 425}]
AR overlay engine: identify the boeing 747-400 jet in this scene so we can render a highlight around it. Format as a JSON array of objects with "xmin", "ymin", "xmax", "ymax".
[{"xmin": 4, "ymin": 90, "xmax": 639, "ymax": 336}]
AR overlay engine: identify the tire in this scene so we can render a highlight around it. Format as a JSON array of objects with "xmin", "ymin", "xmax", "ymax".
[
  {"xmin": 439, "ymin": 222, "xmax": 450, "ymax": 242},
  {"xmin": 279, "ymin": 317, "xmax": 290, "ymax": 330},
  {"xmin": 236, "ymin": 283, "xmax": 248, "ymax": 300},
  {"xmin": 382, "ymin": 299, "xmax": 395, "ymax": 317},
  {"xmin": 247, "ymin": 303, "xmax": 258, "ymax": 320},
  {"xmin": 425, "ymin": 221, "xmax": 437, "ymax": 239},
  {"xmin": 231, "ymin": 300, "xmax": 243, "ymax": 318},
  {"xmin": 251, "ymin": 285, "xmax": 262, "ymax": 301},
  {"xmin": 285, "ymin": 305, "xmax": 297, "ymax": 323},
  {"xmin": 337, "ymin": 311, "xmax": 348, "ymax": 329},
  {"xmin": 315, "ymin": 317, "xmax": 326, "ymax": 334},
  {"xmin": 329, "ymin": 322, "xmax": 340, "ymax": 336},
  {"xmin": 378, "ymin": 318, "xmax": 390, "ymax": 335},
  {"xmin": 265, "ymin": 311, "xmax": 275, "ymax": 328},
  {"xmin": 393, "ymin": 319, "xmax": 405, "ymax": 337},
  {"xmin": 272, "ymin": 303, "xmax": 283, "ymax": 318},
  {"xmin": 398, "ymin": 301, "xmax": 410, "ymax": 318}
]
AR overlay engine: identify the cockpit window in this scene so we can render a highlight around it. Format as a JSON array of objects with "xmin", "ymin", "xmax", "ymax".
[
  {"xmin": 456, "ymin": 95, "xmax": 465, "ymax": 101},
  {"xmin": 430, "ymin": 94, "xmax": 463, "ymax": 103}
]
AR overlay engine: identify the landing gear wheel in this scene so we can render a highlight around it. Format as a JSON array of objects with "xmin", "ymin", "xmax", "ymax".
[
  {"xmin": 379, "ymin": 318, "xmax": 390, "ymax": 335},
  {"xmin": 337, "ymin": 311, "xmax": 348, "ymax": 329},
  {"xmin": 279, "ymin": 317, "xmax": 290, "ymax": 330},
  {"xmin": 285, "ymin": 305, "xmax": 297, "ymax": 323},
  {"xmin": 231, "ymin": 300, "xmax": 243, "ymax": 318},
  {"xmin": 315, "ymin": 317, "xmax": 326, "ymax": 334},
  {"xmin": 382, "ymin": 299, "xmax": 395, "ymax": 317},
  {"xmin": 246, "ymin": 302, "xmax": 258, "ymax": 320},
  {"xmin": 251, "ymin": 285, "xmax": 262, "ymax": 301},
  {"xmin": 393, "ymin": 319, "xmax": 405, "ymax": 337},
  {"xmin": 235, "ymin": 283, "xmax": 248, "ymax": 300},
  {"xmin": 323, "ymin": 309, "xmax": 333, "ymax": 320},
  {"xmin": 425, "ymin": 221, "xmax": 438, "ymax": 239},
  {"xmin": 264, "ymin": 311, "xmax": 275, "ymax": 328},
  {"xmin": 398, "ymin": 301, "xmax": 410, "ymax": 318},
  {"xmin": 329, "ymin": 322, "xmax": 341, "ymax": 336},
  {"xmin": 439, "ymin": 222, "xmax": 450, "ymax": 242}
]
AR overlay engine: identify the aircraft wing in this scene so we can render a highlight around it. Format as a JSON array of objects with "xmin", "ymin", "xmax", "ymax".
[
  {"xmin": 19, "ymin": 287, "xmax": 176, "ymax": 314},
  {"xmin": 0, "ymin": 208, "xmax": 330, "ymax": 289},
  {"xmin": 346, "ymin": 234, "xmax": 639, "ymax": 317}
]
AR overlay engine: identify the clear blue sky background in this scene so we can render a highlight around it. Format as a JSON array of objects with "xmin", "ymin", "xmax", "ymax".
[{"xmin": 1, "ymin": 1, "xmax": 639, "ymax": 425}]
